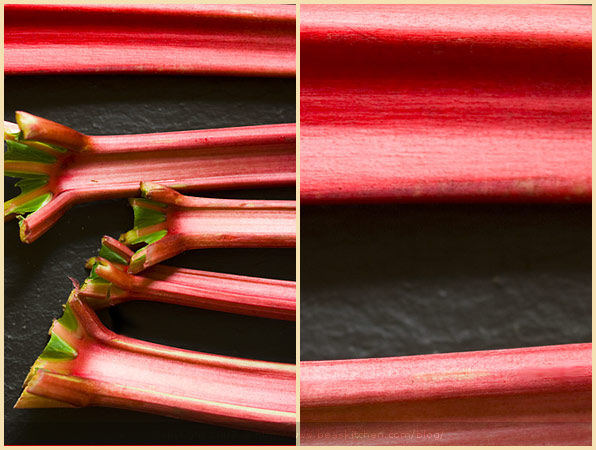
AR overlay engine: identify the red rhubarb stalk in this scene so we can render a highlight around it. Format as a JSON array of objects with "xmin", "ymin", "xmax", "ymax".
[
  {"xmin": 16, "ymin": 289, "xmax": 296, "ymax": 435},
  {"xmin": 5, "ymin": 112, "xmax": 296, "ymax": 243},
  {"xmin": 300, "ymin": 5, "xmax": 591, "ymax": 203},
  {"xmin": 300, "ymin": 343, "xmax": 592, "ymax": 445},
  {"xmin": 80, "ymin": 236, "xmax": 296, "ymax": 321},
  {"xmin": 120, "ymin": 183, "xmax": 296, "ymax": 274},
  {"xmin": 5, "ymin": 4, "xmax": 296, "ymax": 76}
]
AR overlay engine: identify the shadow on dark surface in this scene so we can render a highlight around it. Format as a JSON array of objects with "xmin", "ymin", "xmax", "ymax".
[
  {"xmin": 5, "ymin": 75, "xmax": 296, "ymax": 445},
  {"xmin": 7, "ymin": 409, "xmax": 292, "ymax": 445},
  {"xmin": 300, "ymin": 204, "xmax": 591, "ymax": 360},
  {"xmin": 100, "ymin": 300, "xmax": 295, "ymax": 363}
]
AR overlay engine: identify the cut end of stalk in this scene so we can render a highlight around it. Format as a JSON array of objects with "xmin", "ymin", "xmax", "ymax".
[
  {"xmin": 141, "ymin": 181, "xmax": 183, "ymax": 204},
  {"xmin": 98, "ymin": 235, "xmax": 133, "ymax": 265},
  {"xmin": 85, "ymin": 257, "xmax": 97, "ymax": 270},
  {"xmin": 15, "ymin": 111, "xmax": 88, "ymax": 151},
  {"xmin": 5, "ymin": 189, "xmax": 52, "ymax": 219},
  {"xmin": 5, "ymin": 126, "xmax": 65, "ymax": 242},
  {"xmin": 17, "ymin": 292, "xmax": 87, "ymax": 410},
  {"xmin": 15, "ymin": 389, "xmax": 76, "ymax": 409},
  {"xmin": 14, "ymin": 111, "xmax": 38, "ymax": 138},
  {"xmin": 80, "ymin": 238, "xmax": 131, "ymax": 308},
  {"xmin": 119, "ymin": 198, "xmax": 168, "ymax": 246},
  {"xmin": 19, "ymin": 219, "xmax": 32, "ymax": 244},
  {"xmin": 4, "ymin": 120, "xmax": 21, "ymax": 139},
  {"xmin": 16, "ymin": 288, "xmax": 297, "ymax": 433},
  {"xmin": 128, "ymin": 247, "xmax": 148, "ymax": 274}
]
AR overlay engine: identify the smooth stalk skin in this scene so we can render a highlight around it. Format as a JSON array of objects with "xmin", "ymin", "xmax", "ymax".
[
  {"xmin": 120, "ymin": 183, "xmax": 296, "ymax": 274},
  {"xmin": 300, "ymin": 344, "xmax": 591, "ymax": 445},
  {"xmin": 80, "ymin": 236, "xmax": 296, "ymax": 320},
  {"xmin": 16, "ymin": 290, "xmax": 296, "ymax": 436},
  {"xmin": 300, "ymin": 5, "xmax": 592, "ymax": 203},
  {"xmin": 5, "ymin": 112, "xmax": 296, "ymax": 243},
  {"xmin": 5, "ymin": 4, "xmax": 296, "ymax": 76}
]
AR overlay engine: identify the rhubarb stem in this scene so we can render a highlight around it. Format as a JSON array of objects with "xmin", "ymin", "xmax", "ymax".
[
  {"xmin": 121, "ymin": 184, "xmax": 296, "ymax": 274},
  {"xmin": 17, "ymin": 289, "xmax": 296, "ymax": 435},
  {"xmin": 301, "ymin": 344, "xmax": 592, "ymax": 445},
  {"xmin": 5, "ymin": 4, "xmax": 296, "ymax": 76},
  {"xmin": 79, "ymin": 236, "xmax": 296, "ymax": 320},
  {"xmin": 5, "ymin": 112, "xmax": 296, "ymax": 243}
]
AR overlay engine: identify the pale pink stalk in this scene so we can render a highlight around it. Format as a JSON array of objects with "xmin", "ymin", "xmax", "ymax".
[
  {"xmin": 16, "ymin": 290, "xmax": 296, "ymax": 435},
  {"xmin": 120, "ymin": 183, "xmax": 296, "ymax": 273},
  {"xmin": 80, "ymin": 236, "xmax": 296, "ymax": 320},
  {"xmin": 5, "ymin": 112, "xmax": 296, "ymax": 243},
  {"xmin": 300, "ymin": 344, "xmax": 591, "ymax": 445}
]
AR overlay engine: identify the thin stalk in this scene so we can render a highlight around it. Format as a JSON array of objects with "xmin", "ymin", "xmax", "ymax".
[
  {"xmin": 120, "ymin": 183, "xmax": 296, "ymax": 274},
  {"xmin": 5, "ymin": 112, "xmax": 296, "ymax": 243},
  {"xmin": 5, "ymin": 4, "xmax": 296, "ymax": 76},
  {"xmin": 16, "ymin": 289, "xmax": 296, "ymax": 435},
  {"xmin": 80, "ymin": 236, "xmax": 296, "ymax": 320},
  {"xmin": 300, "ymin": 343, "xmax": 592, "ymax": 445}
]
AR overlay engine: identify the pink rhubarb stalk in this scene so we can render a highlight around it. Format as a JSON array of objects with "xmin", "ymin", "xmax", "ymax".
[
  {"xmin": 16, "ymin": 289, "xmax": 296, "ymax": 435},
  {"xmin": 5, "ymin": 4, "xmax": 296, "ymax": 76},
  {"xmin": 300, "ymin": 344, "xmax": 592, "ymax": 445},
  {"xmin": 300, "ymin": 5, "xmax": 591, "ymax": 202},
  {"xmin": 80, "ymin": 236, "xmax": 296, "ymax": 321},
  {"xmin": 120, "ymin": 183, "xmax": 296, "ymax": 274},
  {"xmin": 5, "ymin": 112, "xmax": 296, "ymax": 243}
]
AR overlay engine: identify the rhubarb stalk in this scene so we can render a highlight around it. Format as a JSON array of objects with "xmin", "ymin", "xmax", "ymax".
[
  {"xmin": 300, "ymin": 344, "xmax": 592, "ymax": 445},
  {"xmin": 5, "ymin": 4, "xmax": 296, "ymax": 76},
  {"xmin": 120, "ymin": 183, "xmax": 296, "ymax": 274},
  {"xmin": 300, "ymin": 5, "xmax": 591, "ymax": 202},
  {"xmin": 16, "ymin": 289, "xmax": 296, "ymax": 435},
  {"xmin": 80, "ymin": 236, "xmax": 296, "ymax": 320},
  {"xmin": 4, "ymin": 112, "xmax": 296, "ymax": 243}
]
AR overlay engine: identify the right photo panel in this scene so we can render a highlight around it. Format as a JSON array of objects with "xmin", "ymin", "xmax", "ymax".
[{"xmin": 299, "ymin": 4, "xmax": 591, "ymax": 446}]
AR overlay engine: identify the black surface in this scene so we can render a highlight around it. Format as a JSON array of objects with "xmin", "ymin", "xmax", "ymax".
[
  {"xmin": 5, "ymin": 75, "xmax": 296, "ymax": 445},
  {"xmin": 301, "ymin": 204, "xmax": 591, "ymax": 360}
]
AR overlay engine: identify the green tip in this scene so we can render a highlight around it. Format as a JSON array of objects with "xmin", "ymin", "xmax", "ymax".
[
  {"xmin": 56, "ymin": 303, "xmax": 78, "ymax": 332},
  {"xmin": 121, "ymin": 198, "xmax": 168, "ymax": 246},
  {"xmin": 5, "ymin": 191, "xmax": 52, "ymax": 217},
  {"xmin": 131, "ymin": 199, "xmax": 167, "ymax": 229},
  {"xmin": 98, "ymin": 241, "xmax": 130, "ymax": 265},
  {"xmin": 86, "ymin": 259, "xmax": 109, "ymax": 283},
  {"xmin": 39, "ymin": 333, "xmax": 77, "ymax": 361},
  {"xmin": 5, "ymin": 140, "xmax": 55, "ymax": 218},
  {"xmin": 5, "ymin": 139, "xmax": 57, "ymax": 164},
  {"xmin": 128, "ymin": 248, "xmax": 147, "ymax": 274}
]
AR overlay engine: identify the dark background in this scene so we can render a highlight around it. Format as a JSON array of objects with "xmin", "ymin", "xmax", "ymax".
[
  {"xmin": 5, "ymin": 75, "xmax": 296, "ymax": 445},
  {"xmin": 301, "ymin": 203, "xmax": 591, "ymax": 360}
]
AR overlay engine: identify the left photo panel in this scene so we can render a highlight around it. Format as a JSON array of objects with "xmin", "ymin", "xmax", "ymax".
[{"xmin": 4, "ymin": 4, "xmax": 296, "ymax": 445}]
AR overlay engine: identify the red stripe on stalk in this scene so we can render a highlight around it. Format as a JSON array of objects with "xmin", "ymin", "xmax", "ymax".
[
  {"xmin": 300, "ymin": 5, "xmax": 591, "ymax": 203},
  {"xmin": 300, "ymin": 343, "xmax": 591, "ymax": 445},
  {"xmin": 17, "ymin": 290, "xmax": 296, "ymax": 435},
  {"xmin": 5, "ymin": 4, "xmax": 296, "ymax": 76}
]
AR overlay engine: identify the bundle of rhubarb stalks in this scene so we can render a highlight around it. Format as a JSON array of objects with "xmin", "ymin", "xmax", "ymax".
[{"xmin": 5, "ymin": 112, "xmax": 297, "ymax": 437}]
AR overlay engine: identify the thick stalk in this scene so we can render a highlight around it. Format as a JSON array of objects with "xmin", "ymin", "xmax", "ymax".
[
  {"xmin": 300, "ymin": 5, "xmax": 591, "ymax": 203},
  {"xmin": 80, "ymin": 236, "xmax": 296, "ymax": 320},
  {"xmin": 16, "ymin": 290, "xmax": 296, "ymax": 436},
  {"xmin": 5, "ymin": 4, "xmax": 296, "ymax": 76},
  {"xmin": 5, "ymin": 112, "xmax": 296, "ymax": 243},
  {"xmin": 120, "ymin": 183, "xmax": 296, "ymax": 273},
  {"xmin": 300, "ymin": 344, "xmax": 592, "ymax": 445}
]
